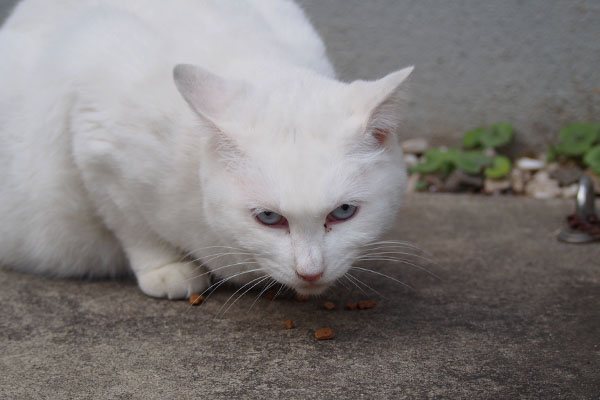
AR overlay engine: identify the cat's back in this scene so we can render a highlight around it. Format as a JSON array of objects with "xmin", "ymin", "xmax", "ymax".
[{"xmin": 1, "ymin": 0, "xmax": 333, "ymax": 81}]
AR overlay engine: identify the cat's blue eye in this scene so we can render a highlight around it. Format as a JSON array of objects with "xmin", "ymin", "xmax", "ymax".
[
  {"xmin": 256, "ymin": 210, "xmax": 285, "ymax": 226},
  {"xmin": 328, "ymin": 204, "xmax": 358, "ymax": 222}
]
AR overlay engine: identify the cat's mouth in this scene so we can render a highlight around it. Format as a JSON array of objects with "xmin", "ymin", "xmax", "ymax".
[{"xmin": 295, "ymin": 281, "xmax": 329, "ymax": 295}]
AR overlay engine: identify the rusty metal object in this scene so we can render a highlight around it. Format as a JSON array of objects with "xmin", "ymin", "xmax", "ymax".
[{"xmin": 558, "ymin": 175, "xmax": 600, "ymax": 243}]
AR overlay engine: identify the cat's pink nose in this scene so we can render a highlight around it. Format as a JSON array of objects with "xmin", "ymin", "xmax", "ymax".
[{"xmin": 296, "ymin": 271, "xmax": 323, "ymax": 282}]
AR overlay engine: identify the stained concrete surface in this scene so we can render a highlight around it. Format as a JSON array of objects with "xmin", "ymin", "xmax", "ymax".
[{"xmin": 1, "ymin": 194, "xmax": 599, "ymax": 399}]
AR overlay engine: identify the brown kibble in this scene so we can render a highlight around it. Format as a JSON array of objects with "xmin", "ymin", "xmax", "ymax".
[
  {"xmin": 265, "ymin": 289, "xmax": 277, "ymax": 300},
  {"xmin": 189, "ymin": 294, "xmax": 204, "ymax": 306},
  {"xmin": 284, "ymin": 319, "xmax": 294, "ymax": 329},
  {"xmin": 345, "ymin": 302, "xmax": 358, "ymax": 310},
  {"xmin": 357, "ymin": 300, "xmax": 377, "ymax": 309},
  {"xmin": 323, "ymin": 301, "xmax": 335, "ymax": 310},
  {"xmin": 314, "ymin": 327, "xmax": 335, "ymax": 340},
  {"xmin": 295, "ymin": 294, "xmax": 309, "ymax": 302}
]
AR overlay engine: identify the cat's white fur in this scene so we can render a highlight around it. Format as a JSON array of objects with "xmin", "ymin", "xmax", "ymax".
[{"xmin": 0, "ymin": 0, "xmax": 412, "ymax": 298}]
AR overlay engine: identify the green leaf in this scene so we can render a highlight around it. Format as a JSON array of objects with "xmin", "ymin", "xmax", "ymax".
[
  {"xmin": 452, "ymin": 150, "xmax": 493, "ymax": 174},
  {"xmin": 555, "ymin": 123, "xmax": 600, "ymax": 157},
  {"xmin": 583, "ymin": 145, "xmax": 600, "ymax": 174},
  {"xmin": 411, "ymin": 150, "xmax": 443, "ymax": 174},
  {"xmin": 478, "ymin": 123, "xmax": 515, "ymax": 148},
  {"xmin": 411, "ymin": 148, "xmax": 453, "ymax": 174},
  {"xmin": 462, "ymin": 127, "xmax": 487, "ymax": 149},
  {"xmin": 484, "ymin": 155, "xmax": 512, "ymax": 179},
  {"xmin": 415, "ymin": 180, "xmax": 429, "ymax": 191}
]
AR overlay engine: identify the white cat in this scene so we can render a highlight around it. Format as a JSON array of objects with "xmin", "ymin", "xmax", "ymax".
[{"xmin": 0, "ymin": 0, "xmax": 413, "ymax": 299}]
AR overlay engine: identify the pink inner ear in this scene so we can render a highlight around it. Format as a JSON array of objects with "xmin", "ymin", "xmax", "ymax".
[{"xmin": 372, "ymin": 128, "xmax": 390, "ymax": 145}]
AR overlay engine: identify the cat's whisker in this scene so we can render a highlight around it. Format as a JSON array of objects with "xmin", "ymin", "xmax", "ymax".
[
  {"xmin": 335, "ymin": 276, "xmax": 351, "ymax": 291},
  {"xmin": 183, "ymin": 245, "xmax": 245, "ymax": 256},
  {"xmin": 177, "ymin": 245, "xmax": 247, "ymax": 263},
  {"xmin": 344, "ymin": 273, "xmax": 368, "ymax": 296},
  {"xmin": 198, "ymin": 267, "xmax": 266, "ymax": 303},
  {"xmin": 179, "ymin": 259, "xmax": 260, "ymax": 286},
  {"xmin": 362, "ymin": 240, "xmax": 433, "ymax": 256},
  {"xmin": 249, "ymin": 278, "xmax": 277, "ymax": 310},
  {"xmin": 165, "ymin": 251, "xmax": 260, "ymax": 281},
  {"xmin": 216, "ymin": 274, "xmax": 271, "ymax": 318},
  {"xmin": 182, "ymin": 267, "xmax": 267, "ymax": 314},
  {"xmin": 360, "ymin": 240, "xmax": 432, "ymax": 256},
  {"xmin": 346, "ymin": 272, "xmax": 387, "ymax": 299},
  {"xmin": 273, "ymin": 282, "xmax": 286, "ymax": 300},
  {"xmin": 182, "ymin": 251, "xmax": 258, "ymax": 268},
  {"xmin": 350, "ymin": 266, "xmax": 413, "ymax": 289},
  {"xmin": 359, "ymin": 250, "xmax": 438, "ymax": 266},
  {"xmin": 355, "ymin": 256, "xmax": 439, "ymax": 279},
  {"xmin": 359, "ymin": 246, "xmax": 423, "ymax": 257},
  {"xmin": 361, "ymin": 239, "xmax": 422, "ymax": 248}
]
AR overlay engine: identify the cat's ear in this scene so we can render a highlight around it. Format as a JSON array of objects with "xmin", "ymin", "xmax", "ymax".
[
  {"xmin": 173, "ymin": 64, "xmax": 247, "ymax": 166},
  {"xmin": 354, "ymin": 66, "xmax": 414, "ymax": 147},
  {"xmin": 173, "ymin": 64, "xmax": 247, "ymax": 123}
]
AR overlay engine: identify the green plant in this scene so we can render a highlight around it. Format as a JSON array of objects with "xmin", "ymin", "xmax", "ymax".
[
  {"xmin": 462, "ymin": 123, "xmax": 515, "ymax": 149},
  {"xmin": 583, "ymin": 145, "xmax": 600, "ymax": 174},
  {"xmin": 415, "ymin": 180, "xmax": 429, "ymax": 191},
  {"xmin": 411, "ymin": 122, "xmax": 516, "ymax": 184},
  {"xmin": 411, "ymin": 147, "xmax": 494, "ymax": 176},
  {"xmin": 484, "ymin": 155, "xmax": 512, "ymax": 179},
  {"xmin": 553, "ymin": 122, "xmax": 600, "ymax": 157},
  {"xmin": 410, "ymin": 148, "xmax": 451, "ymax": 174},
  {"xmin": 453, "ymin": 150, "xmax": 493, "ymax": 174}
]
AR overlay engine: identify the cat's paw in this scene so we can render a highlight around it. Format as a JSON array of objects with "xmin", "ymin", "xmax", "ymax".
[{"xmin": 136, "ymin": 262, "xmax": 210, "ymax": 299}]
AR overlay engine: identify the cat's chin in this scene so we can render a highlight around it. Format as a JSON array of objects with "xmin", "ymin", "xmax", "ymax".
[{"xmin": 293, "ymin": 282, "xmax": 329, "ymax": 296}]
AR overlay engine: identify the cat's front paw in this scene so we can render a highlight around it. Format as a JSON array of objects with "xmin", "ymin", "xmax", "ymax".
[{"xmin": 136, "ymin": 262, "xmax": 210, "ymax": 299}]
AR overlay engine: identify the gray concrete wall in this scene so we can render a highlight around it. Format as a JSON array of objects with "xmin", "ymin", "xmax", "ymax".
[
  {"xmin": 298, "ymin": 0, "xmax": 600, "ymax": 149},
  {"xmin": 2, "ymin": 0, "xmax": 599, "ymax": 149}
]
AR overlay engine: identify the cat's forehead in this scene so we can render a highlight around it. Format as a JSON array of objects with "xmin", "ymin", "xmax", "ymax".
[
  {"xmin": 235, "ymin": 85, "xmax": 368, "ymax": 147},
  {"xmin": 222, "ymin": 77, "xmax": 383, "ymax": 213},
  {"xmin": 240, "ymin": 131, "xmax": 374, "ymax": 218}
]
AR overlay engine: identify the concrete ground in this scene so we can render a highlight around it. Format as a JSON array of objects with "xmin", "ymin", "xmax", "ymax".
[{"xmin": 1, "ymin": 194, "xmax": 598, "ymax": 399}]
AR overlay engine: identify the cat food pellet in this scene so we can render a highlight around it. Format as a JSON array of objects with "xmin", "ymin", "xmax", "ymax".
[
  {"xmin": 358, "ymin": 300, "xmax": 377, "ymax": 309},
  {"xmin": 295, "ymin": 294, "xmax": 309, "ymax": 302},
  {"xmin": 284, "ymin": 319, "xmax": 294, "ymax": 329},
  {"xmin": 345, "ymin": 302, "xmax": 358, "ymax": 310},
  {"xmin": 314, "ymin": 327, "xmax": 335, "ymax": 340},
  {"xmin": 189, "ymin": 294, "xmax": 204, "ymax": 305},
  {"xmin": 323, "ymin": 301, "xmax": 335, "ymax": 310}
]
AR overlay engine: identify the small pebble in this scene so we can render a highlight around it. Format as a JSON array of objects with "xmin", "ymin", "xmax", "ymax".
[
  {"xmin": 401, "ymin": 138, "xmax": 428, "ymax": 155},
  {"xmin": 516, "ymin": 157, "xmax": 546, "ymax": 171},
  {"xmin": 444, "ymin": 169, "xmax": 483, "ymax": 192},
  {"xmin": 403, "ymin": 153, "xmax": 419, "ymax": 169},
  {"xmin": 314, "ymin": 327, "xmax": 335, "ymax": 340},
  {"xmin": 510, "ymin": 168, "xmax": 530, "ymax": 194},
  {"xmin": 525, "ymin": 171, "xmax": 561, "ymax": 199},
  {"xmin": 284, "ymin": 319, "xmax": 294, "ymax": 329},
  {"xmin": 189, "ymin": 294, "xmax": 204, "ymax": 306},
  {"xmin": 323, "ymin": 301, "xmax": 335, "ymax": 310},
  {"xmin": 483, "ymin": 178, "xmax": 511, "ymax": 194},
  {"xmin": 550, "ymin": 165, "xmax": 583, "ymax": 186}
]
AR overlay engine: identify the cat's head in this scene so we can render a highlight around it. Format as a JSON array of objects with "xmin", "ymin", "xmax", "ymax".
[{"xmin": 174, "ymin": 64, "xmax": 413, "ymax": 295}]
